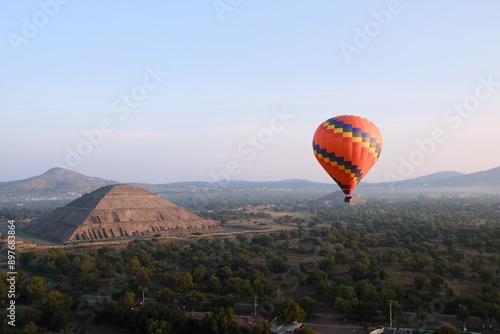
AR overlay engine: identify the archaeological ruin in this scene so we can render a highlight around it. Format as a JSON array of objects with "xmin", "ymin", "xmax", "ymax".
[{"xmin": 21, "ymin": 184, "xmax": 221, "ymax": 243}]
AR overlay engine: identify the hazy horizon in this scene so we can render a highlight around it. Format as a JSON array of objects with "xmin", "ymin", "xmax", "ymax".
[
  {"xmin": 2, "ymin": 1, "xmax": 500, "ymax": 185},
  {"xmin": 2, "ymin": 165, "xmax": 499, "ymax": 187}
]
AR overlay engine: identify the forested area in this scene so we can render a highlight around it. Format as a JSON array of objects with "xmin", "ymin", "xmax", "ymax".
[
  {"xmin": 196, "ymin": 209, "xmax": 272, "ymax": 224},
  {"xmin": 1, "ymin": 198, "xmax": 499, "ymax": 333}
]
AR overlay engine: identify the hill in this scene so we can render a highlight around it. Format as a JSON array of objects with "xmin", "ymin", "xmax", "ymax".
[
  {"xmin": 393, "ymin": 171, "xmax": 464, "ymax": 185},
  {"xmin": 0, "ymin": 167, "xmax": 116, "ymax": 203},
  {"xmin": 1, "ymin": 166, "xmax": 499, "ymax": 206},
  {"xmin": 369, "ymin": 166, "xmax": 500, "ymax": 188},
  {"xmin": 0, "ymin": 169, "xmax": 335, "ymax": 205},
  {"xmin": 435, "ymin": 166, "xmax": 500, "ymax": 187},
  {"xmin": 157, "ymin": 179, "xmax": 334, "ymax": 191}
]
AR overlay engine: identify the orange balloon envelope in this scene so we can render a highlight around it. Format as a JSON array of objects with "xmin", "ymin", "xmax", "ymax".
[{"xmin": 312, "ymin": 115, "xmax": 382, "ymax": 202}]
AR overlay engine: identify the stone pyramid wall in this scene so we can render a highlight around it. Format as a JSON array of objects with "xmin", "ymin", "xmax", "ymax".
[{"xmin": 22, "ymin": 184, "xmax": 221, "ymax": 243}]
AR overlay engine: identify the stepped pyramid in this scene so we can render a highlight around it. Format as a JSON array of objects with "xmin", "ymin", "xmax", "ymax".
[{"xmin": 22, "ymin": 184, "xmax": 221, "ymax": 243}]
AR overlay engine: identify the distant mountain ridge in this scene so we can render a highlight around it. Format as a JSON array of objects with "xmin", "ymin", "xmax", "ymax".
[
  {"xmin": 0, "ymin": 168, "xmax": 116, "ymax": 203},
  {"xmin": 0, "ymin": 168, "xmax": 115, "ymax": 190},
  {"xmin": 436, "ymin": 166, "xmax": 500, "ymax": 187},
  {"xmin": 365, "ymin": 170, "xmax": 464, "ymax": 187},
  {"xmin": 157, "ymin": 179, "xmax": 334, "ymax": 190},
  {"xmin": 372, "ymin": 167, "xmax": 500, "ymax": 188},
  {"xmin": 398, "ymin": 171, "xmax": 464, "ymax": 184},
  {"xmin": 1, "ymin": 166, "xmax": 499, "ymax": 204}
]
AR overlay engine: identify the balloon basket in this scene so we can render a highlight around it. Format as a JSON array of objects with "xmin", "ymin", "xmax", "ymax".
[{"xmin": 344, "ymin": 196, "xmax": 352, "ymax": 203}]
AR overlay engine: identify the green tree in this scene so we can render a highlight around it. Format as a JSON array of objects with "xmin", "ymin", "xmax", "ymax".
[
  {"xmin": 236, "ymin": 234, "xmax": 248, "ymax": 244},
  {"xmin": 472, "ymin": 301, "xmax": 488, "ymax": 329},
  {"xmin": 296, "ymin": 327, "xmax": 316, "ymax": 334},
  {"xmin": 23, "ymin": 307, "xmax": 43, "ymax": 326},
  {"xmin": 20, "ymin": 251, "xmax": 37, "ymax": 266},
  {"xmin": 146, "ymin": 319, "xmax": 171, "ymax": 334},
  {"xmin": 485, "ymin": 302, "xmax": 500, "ymax": 328},
  {"xmin": 469, "ymin": 256, "xmax": 483, "ymax": 272},
  {"xmin": 318, "ymin": 255, "xmax": 336, "ymax": 271},
  {"xmin": 0, "ymin": 272, "xmax": 11, "ymax": 302},
  {"xmin": 269, "ymin": 256, "xmax": 287, "ymax": 274},
  {"xmin": 252, "ymin": 234, "xmax": 273, "ymax": 247},
  {"xmin": 298, "ymin": 296, "xmax": 317, "ymax": 320},
  {"xmin": 349, "ymin": 262, "xmax": 368, "ymax": 281},
  {"xmin": 202, "ymin": 307, "xmax": 238, "ymax": 334},
  {"xmin": 79, "ymin": 272, "xmax": 99, "ymax": 292},
  {"xmin": 182, "ymin": 290, "xmax": 205, "ymax": 311},
  {"xmin": 253, "ymin": 320, "xmax": 272, "ymax": 334},
  {"xmin": 449, "ymin": 264, "xmax": 465, "ymax": 278},
  {"xmin": 192, "ymin": 264, "xmax": 208, "ymax": 282},
  {"xmin": 414, "ymin": 275, "xmax": 430, "ymax": 290},
  {"xmin": 456, "ymin": 304, "xmax": 469, "ymax": 329},
  {"xmin": 224, "ymin": 277, "xmax": 252, "ymax": 296},
  {"xmin": 478, "ymin": 268, "xmax": 496, "ymax": 282},
  {"xmin": 337, "ymin": 284, "xmax": 356, "ymax": 300},
  {"xmin": 448, "ymin": 245, "xmax": 466, "ymax": 262},
  {"xmin": 25, "ymin": 276, "xmax": 47, "ymax": 302},
  {"xmin": 207, "ymin": 274, "xmax": 221, "ymax": 293},
  {"xmin": 134, "ymin": 266, "xmax": 153, "ymax": 285},
  {"xmin": 356, "ymin": 302, "xmax": 378, "ymax": 322},
  {"xmin": 309, "ymin": 269, "xmax": 328, "ymax": 284},
  {"xmin": 494, "ymin": 306, "xmax": 500, "ymax": 330},
  {"xmin": 121, "ymin": 291, "xmax": 136, "ymax": 309},
  {"xmin": 436, "ymin": 324, "xmax": 459, "ymax": 334},
  {"xmin": 155, "ymin": 287, "xmax": 177, "ymax": 305},
  {"xmin": 35, "ymin": 290, "xmax": 73, "ymax": 330},
  {"xmin": 22, "ymin": 322, "xmax": 37, "ymax": 334},
  {"xmin": 277, "ymin": 299, "xmax": 306, "ymax": 324},
  {"xmin": 356, "ymin": 280, "xmax": 377, "ymax": 302},
  {"xmin": 407, "ymin": 254, "xmax": 431, "ymax": 272},
  {"xmin": 173, "ymin": 272, "xmax": 194, "ymax": 291},
  {"xmin": 430, "ymin": 275, "xmax": 445, "ymax": 289},
  {"xmin": 334, "ymin": 297, "xmax": 359, "ymax": 320}
]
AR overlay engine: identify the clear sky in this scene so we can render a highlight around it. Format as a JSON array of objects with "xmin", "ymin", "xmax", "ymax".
[{"xmin": 1, "ymin": 1, "xmax": 499, "ymax": 184}]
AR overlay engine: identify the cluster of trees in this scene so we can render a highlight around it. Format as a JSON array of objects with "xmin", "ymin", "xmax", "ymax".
[
  {"xmin": 196, "ymin": 209, "xmax": 271, "ymax": 224},
  {"xmin": 162, "ymin": 187, "xmax": 328, "ymax": 211},
  {"xmin": 0, "ymin": 272, "xmax": 73, "ymax": 332},
  {"xmin": 0, "ymin": 207, "xmax": 53, "ymax": 220},
  {"xmin": 1, "ymin": 198, "xmax": 499, "ymax": 333},
  {"xmin": 2, "ymin": 238, "xmax": 311, "ymax": 332}
]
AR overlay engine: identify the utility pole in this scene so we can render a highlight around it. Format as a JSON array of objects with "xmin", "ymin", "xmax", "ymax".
[{"xmin": 390, "ymin": 302, "xmax": 393, "ymax": 327}]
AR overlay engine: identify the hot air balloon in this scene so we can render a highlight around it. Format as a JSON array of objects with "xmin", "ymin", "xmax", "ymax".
[{"xmin": 312, "ymin": 115, "xmax": 382, "ymax": 202}]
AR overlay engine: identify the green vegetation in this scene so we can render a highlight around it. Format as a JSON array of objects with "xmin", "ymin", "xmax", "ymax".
[
  {"xmin": 196, "ymin": 209, "xmax": 272, "ymax": 224},
  {"xmin": 1, "ymin": 197, "xmax": 499, "ymax": 333},
  {"xmin": 0, "ymin": 207, "xmax": 53, "ymax": 220}
]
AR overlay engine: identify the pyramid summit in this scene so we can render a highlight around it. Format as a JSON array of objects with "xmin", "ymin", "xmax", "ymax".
[{"xmin": 21, "ymin": 184, "xmax": 221, "ymax": 243}]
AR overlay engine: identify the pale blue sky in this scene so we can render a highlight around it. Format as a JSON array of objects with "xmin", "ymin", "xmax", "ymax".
[{"xmin": 1, "ymin": 1, "xmax": 499, "ymax": 184}]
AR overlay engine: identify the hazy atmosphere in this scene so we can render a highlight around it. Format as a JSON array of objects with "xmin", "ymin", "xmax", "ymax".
[
  {"xmin": 2, "ymin": 1, "xmax": 500, "ymax": 184},
  {"xmin": 2, "ymin": 4, "xmax": 500, "ymax": 333}
]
